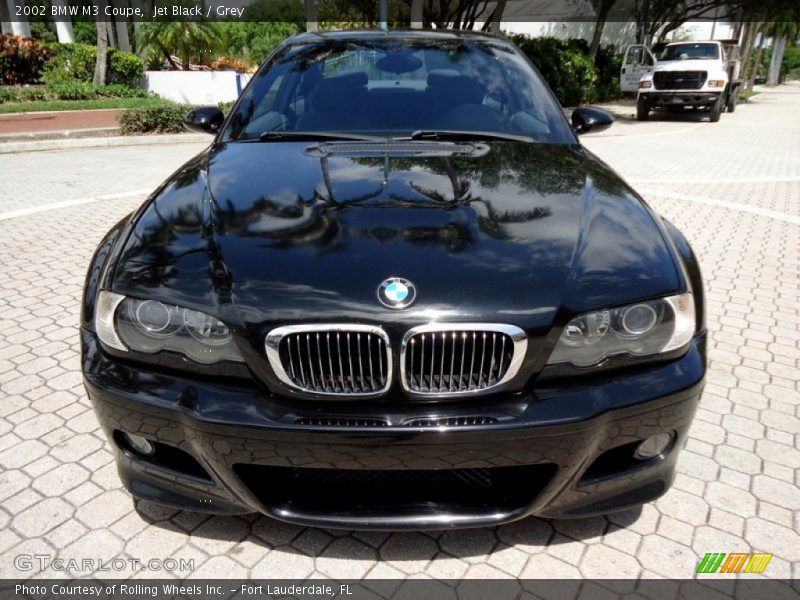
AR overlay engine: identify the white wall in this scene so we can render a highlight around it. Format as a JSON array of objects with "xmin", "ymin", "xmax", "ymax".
[
  {"xmin": 500, "ymin": 21, "xmax": 638, "ymax": 51},
  {"xmin": 144, "ymin": 71, "xmax": 252, "ymax": 105}
]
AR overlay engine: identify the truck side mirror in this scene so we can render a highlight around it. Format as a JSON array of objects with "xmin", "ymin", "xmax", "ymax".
[{"xmin": 571, "ymin": 107, "xmax": 614, "ymax": 135}]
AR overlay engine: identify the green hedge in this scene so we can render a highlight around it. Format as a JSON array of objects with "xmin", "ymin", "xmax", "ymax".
[
  {"xmin": 119, "ymin": 102, "xmax": 236, "ymax": 135},
  {"xmin": 0, "ymin": 82, "xmax": 148, "ymax": 104},
  {"xmin": 118, "ymin": 104, "xmax": 189, "ymax": 134},
  {"xmin": 42, "ymin": 43, "xmax": 144, "ymax": 87},
  {"xmin": 508, "ymin": 35, "xmax": 622, "ymax": 106}
]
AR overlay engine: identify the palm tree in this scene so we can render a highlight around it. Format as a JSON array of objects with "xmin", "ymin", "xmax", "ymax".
[
  {"xmin": 93, "ymin": 1, "xmax": 109, "ymax": 85},
  {"xmin": 765, "ymin": 20, "xmax": 799, "ymax": 84},
  {"xmin": 138, "ymin": 20, "xmax": 223, "ymax": 70}
]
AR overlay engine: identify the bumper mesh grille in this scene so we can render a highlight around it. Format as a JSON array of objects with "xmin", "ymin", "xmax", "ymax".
[{"xmin": 653, "ymin": 71, "xmax": 707, "ymax": 90}]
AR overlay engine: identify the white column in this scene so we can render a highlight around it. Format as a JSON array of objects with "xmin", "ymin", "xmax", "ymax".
[
  {"xmin": 51, "ymin": 0, "xmax": 74, "ymax": 42},
  {"xmin": 7, "ymin": 0, "xmax": 31, "ymax": 37},
  {"xmin": 0, "ymin": 0, "xmax": 12, "ymax": 34}
]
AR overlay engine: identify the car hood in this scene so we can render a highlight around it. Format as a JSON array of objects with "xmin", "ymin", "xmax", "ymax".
[
  {"xmin": 113, "ymin": 140, "xmax": 681, "ymax": 338},
  {"xmin": 654, "ymin": 59, "xmax": 721, "ymax": 72}
]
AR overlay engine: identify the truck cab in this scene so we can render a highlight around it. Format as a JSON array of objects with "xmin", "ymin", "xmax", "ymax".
[{"xmin": 634, "ymin": 41, "xmax": 740, "ymax": 122}]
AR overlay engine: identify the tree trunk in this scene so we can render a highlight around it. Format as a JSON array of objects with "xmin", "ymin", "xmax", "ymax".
[
  {"xmin": 589, "ymin": 1, "xmax": 614, "ymax": 63},
  {"xmin": 305, "ymin": 0, "xmax": 317, "ymax": 32},
  {"xmin": 485, "ymin": 0, "xmax": 506, "ymax": 33},
  {"xmin": 767, "ymin": 36, "xmax": 786, "ymax": 85},
  {"xmin": 410, "ymin": 0, "xmax": 423, "ymax": 29},
  {"xmin": 93, "ymin": 10, "xmax": 109, "ymax": 85},
  {"xmin": 738, "ymin": 21, "xmax": 757, "ymax": 83},
  {"xmin": 747, "ymin": 29, "xmax": 766, "ymax": 92}
]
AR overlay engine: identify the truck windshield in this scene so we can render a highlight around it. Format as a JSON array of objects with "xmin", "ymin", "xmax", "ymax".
[
  {"xmin": 659, "ymin": 43, "xmax": 719, "ymax": 61},
  {"xmin": 221, "ymin": 37, "xmax": 575, "ymax": 144}
]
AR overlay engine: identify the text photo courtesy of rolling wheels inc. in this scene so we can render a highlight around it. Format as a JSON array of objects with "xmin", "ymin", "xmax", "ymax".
[{"xmin": 0, "ymin": 1, "xmax": 799, "ymax": 599}]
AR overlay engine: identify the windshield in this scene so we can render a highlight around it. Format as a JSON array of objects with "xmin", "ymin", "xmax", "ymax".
[
  {"xmin": 221, "ymin": 37, "xmax": 574, "ymax": 144},
  {"xmin": 659, "ymin": 43, "xmax": 720, "ymax": 61}
]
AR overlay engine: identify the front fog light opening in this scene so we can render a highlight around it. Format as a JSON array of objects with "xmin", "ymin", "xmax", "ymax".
[
  {"xmin": 634, "ymin": 432, "xmax": 673, "ymax": 460},
  {"xmin": 122, "ymin": 432, "xmax": 154, "ymax": 456}
]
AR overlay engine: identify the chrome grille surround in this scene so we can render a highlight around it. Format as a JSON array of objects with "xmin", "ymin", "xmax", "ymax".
[
  {"xmin": 266, "ymin": 324, "xmax": 392, "ymax": 396},
  {"xmin": 400, "ymin": 323, "xmax": 527, "ymax": 397}
]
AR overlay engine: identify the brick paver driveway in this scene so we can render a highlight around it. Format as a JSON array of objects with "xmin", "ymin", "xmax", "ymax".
[{"xmin": 1, "ymin": 84, "xmax": 798, "ymax": 581}]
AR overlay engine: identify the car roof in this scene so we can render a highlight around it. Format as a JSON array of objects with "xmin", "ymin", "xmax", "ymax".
[{"xmin": 285, "ymin": 28, "xmax": 510, "ymax": 46}]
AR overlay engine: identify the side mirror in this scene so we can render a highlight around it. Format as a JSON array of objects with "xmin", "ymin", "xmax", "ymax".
[
  {"xmin": 184, "ymin": 106, "xmax": 224, "ymax": 134},
  {"xmin": 571, "ymin": 107, "xmax": 614, "ymax": 135}
]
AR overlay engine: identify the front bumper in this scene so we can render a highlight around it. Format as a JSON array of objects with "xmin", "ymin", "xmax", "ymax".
[
  {"xmin": 81, "ymin": 328, "xmax": 706, "ymax": 530},
  {"xmin": 640, "ymin": 91, "xmax": 721, "ymax": 107}
]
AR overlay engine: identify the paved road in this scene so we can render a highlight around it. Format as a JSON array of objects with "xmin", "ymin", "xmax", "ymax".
[{"xmin": 0, "ymin": 84, "xmax": 798, "ymax": 582}]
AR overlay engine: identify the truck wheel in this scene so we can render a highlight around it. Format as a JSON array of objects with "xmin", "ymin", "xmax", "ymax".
[
  {"xmin": 709, "ymin": 97, "xmax": 722, "ymax": 122},
  {"xmin": 637, "ymin": 98, "xmax": 650, "ymax": 121},
  {"xmin": 726, "ymin": 91, "xmax": 737, "ymax": 113}
]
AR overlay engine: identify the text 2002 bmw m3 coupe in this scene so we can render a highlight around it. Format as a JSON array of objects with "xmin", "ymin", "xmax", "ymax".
[{"xmin": 81, "ymin": 30, "xmax": 706, "ymax": 529}]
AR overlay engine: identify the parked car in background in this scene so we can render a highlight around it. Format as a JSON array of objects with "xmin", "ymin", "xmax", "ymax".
[
  {"xmin": 635, "ymin": 40, "xmax": 741, "ymax": 122},
  {"xmin": 82, "ymin": 30, "xmax": 706, "ymax": 529}
]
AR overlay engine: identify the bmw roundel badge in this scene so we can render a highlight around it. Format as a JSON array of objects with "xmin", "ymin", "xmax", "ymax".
[{"xmin": 377, "ymin": 277, "xmax": 417, "ymax": 309}]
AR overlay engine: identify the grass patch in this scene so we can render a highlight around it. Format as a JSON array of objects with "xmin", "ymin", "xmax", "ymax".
[
  {"xmin": 0, "ymin": 97, "xmax": 174, "ymax": 114},
  {"xmin": 739, "ymin": 90, "xmax": 760, "ymax": 101}
]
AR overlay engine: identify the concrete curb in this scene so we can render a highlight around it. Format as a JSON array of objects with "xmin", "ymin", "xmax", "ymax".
[{"xmin": 0, "ymin": 132, "xmax": 211, "ymax": 154}]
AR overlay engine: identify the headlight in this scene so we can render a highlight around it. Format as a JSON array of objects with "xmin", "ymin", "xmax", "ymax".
[
  {"xmin": 638, "ymin": 80, "xmax": 652, "ymax": 88},
  {"xmin": 547, "ymin": 293, "xmax": 695, "ymax": 368},
  {"xmin": 95, "ymin": 291, "xmax": 244, "ymax": 364},
  {"xmin": 707, "ymin": 80, "xmax": 725, "ymax": 88}
]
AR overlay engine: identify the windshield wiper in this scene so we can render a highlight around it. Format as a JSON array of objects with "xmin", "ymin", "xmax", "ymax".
[
  {"xmin": 408, "ymin": 130, "xmax": 536, "ymax": 143},
  {"xmin": 258, "ymin": 131, "xmax": 387, "ymax": 142}
]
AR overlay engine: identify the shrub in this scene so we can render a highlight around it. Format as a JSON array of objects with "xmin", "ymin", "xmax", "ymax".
[
  {"xmin": 0, "ymin": 34, "xmax": 52, "ymax": 85},
  {"xmin": 118, "ymin": 104, "xmax": 189, "ymax": 134},
  {"xmin": 108, "ymin": 49, "xmax": 144, "ymax": 85},
  {"xmin": 43, "ymin": 43, "xmax": 143, "ymax": 87},
  {"xmin": 0, "ymin": 87, "xmax": 19, "ymax": 102},
  {"xmin": 594, "ymin": 45, "xmax": 623, "ymax": 102},
  {"xmin": 0, "ymin": 82, "xmax": 148, "ymax": 104},
  {"xmin": 42, "ymin": 43, "xmax": 96, "ymax": 85},
  {"xmin": 94, "ymin": 84, "xmax": 149, "ymax": 98},
  {"xmin": 508, "ymin": 35, "xmax": 598, "ymax": 106},
  {"xmin": 208, "ymin": 56, "xmax": 254, "ymax": 73}
]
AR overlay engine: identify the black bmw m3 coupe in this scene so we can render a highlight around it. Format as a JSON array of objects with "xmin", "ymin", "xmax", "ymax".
[{"xmin": 81, "ymin": 30, "xmax": 706, "ymax": 529}]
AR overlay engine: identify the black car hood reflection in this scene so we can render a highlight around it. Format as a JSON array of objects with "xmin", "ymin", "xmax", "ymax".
[{"xmin": 113, "ymin": 140, "xmax": 680, "ymax": 335}]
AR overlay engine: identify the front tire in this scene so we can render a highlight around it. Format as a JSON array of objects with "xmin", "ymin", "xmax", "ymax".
[
  {"xmin": 637, "ymin": 97, "xmax": 650, "ymax": 121},
  {"xmin": 726, "ymin": 90, "xmax": 737, "ymax": 113},
  {"xmin": 709, "ymin": 97, "xmax": 722, "ymax": 122}
]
